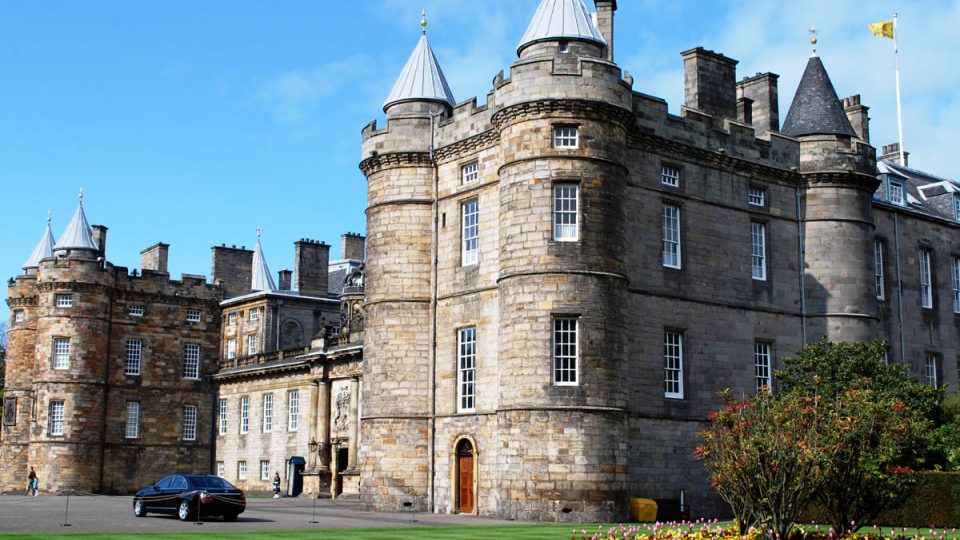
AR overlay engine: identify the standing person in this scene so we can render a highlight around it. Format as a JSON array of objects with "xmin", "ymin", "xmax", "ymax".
[
  {"xmin": 27, "ymin": 467, "xmax": 37, "ymax": 497},
  {"xmin": 272, "ymin": 472, "xmax": 281, "ymax": 499}
]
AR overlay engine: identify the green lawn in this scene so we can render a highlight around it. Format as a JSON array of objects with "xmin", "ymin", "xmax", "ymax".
[{"xmin": 0, "ymin": 524, "xmax": 591, "ymax": 540}]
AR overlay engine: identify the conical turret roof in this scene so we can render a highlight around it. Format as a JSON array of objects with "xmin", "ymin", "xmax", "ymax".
[
  {"xmin": 782, "ymin": 54, "xmax": 858, "ymax": 138},
  {"xmin": 54, "ymin": 199, "xmax": 97, "ymax": 251},
  {"xmin": 384, "ymin": 34, "xmax": 456, "ymax": 111},
  {"xmin": 518, "ymin": 0, "xmax": 606, "ymax": 55},
  {"xmin": 250, "ymin": 231, "xmax": 277, "ymax": 293},
  {"xmin": 23, "ymin": 215, "xmax": 56, "ymax": 269}
]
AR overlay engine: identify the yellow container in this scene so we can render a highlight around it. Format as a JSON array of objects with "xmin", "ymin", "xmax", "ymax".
[{"xmin": 629, "ymin": 498, "xmax": 658, "ymax": 522}]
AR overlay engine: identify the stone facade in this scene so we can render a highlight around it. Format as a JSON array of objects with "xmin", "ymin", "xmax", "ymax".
[{"xmin": 359, "ymin": 0, "xmax": 959, "ymax": 523}]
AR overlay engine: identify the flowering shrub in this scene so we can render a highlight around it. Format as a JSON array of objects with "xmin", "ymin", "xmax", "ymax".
[{"xmin": 565, "ymin": 520, "xmax": 960, "ymax": 540}]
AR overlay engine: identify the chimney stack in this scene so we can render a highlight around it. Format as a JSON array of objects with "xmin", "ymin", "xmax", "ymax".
[
  {"xmin": 92, "ymin": 225, "xmax": 108, "ymax": 258},
  {"xmin": 211, "ymin": 244, "xmax": 254, "ymax": 300},
  {"xmin": 736, "ymin": 72, "xmax": 780, "ymax": 135},
  {"xmin": 294, "ymin": 239, "xmax": 330, "ymax": 298},
  {"xmin": 278, "ymin": 269, "xmax": 292, "ymax": 291},
  {"xmin": 843, "ymin": 95, "xmax": 870, "ymax": 143},
  {"xmin": 141, "ymin": 242, "xmax": 170, "ymax": 273},
  {"xmin": 594, "ymin": 0, "xmax": 616, "ymax": 62},
  {"xmin": 341, "ymin": 233, "xmax": 366, "ymax": 261},
  {"xmin": 681, "ymin": 48, "xmax": 739, "ymax": 122},
  {"xmin": 880, "ymin": 143, "xmax": 908, "ymax": 167}
]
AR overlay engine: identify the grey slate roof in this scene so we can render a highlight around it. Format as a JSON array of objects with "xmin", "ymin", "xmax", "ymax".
[
  {"xmin": 23, "ymin": 219, "xmax": 55, "ymax": 269},
  {"xmin": 782, "ymin": 54, "xmax": 858, "ymax": 138},
  {"xmin": 384, "ymin": 34, "xmax": 455, "ymax": 110},
  {"xmin": 250, "ymin": 237, "xmax": 277, "ymax": 292},
  {"xmin": 518, "ymin": 0, "xmax": 606, "ymax": 55},
  {"xmin": 54, "ymin": 202, "xmax": 98, "ymax": 251},
  {"xmin": 875, "ymin": 160, "xmax": 960, "ymax": 223}
]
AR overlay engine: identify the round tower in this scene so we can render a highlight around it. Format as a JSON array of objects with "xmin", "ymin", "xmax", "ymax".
[
  {"xmin": 29, "ymin": 197, "xmax": 114, "ymax": 493},
  {"xmin": 490, "ymin": 0, "xmax": 632, "ymax": 521},
  {"xmin": 783, "ymin": 53, "xmax": 879, "ymax": 343},
  {"xmin": 358, "ymin": 21, "xmax": 455, "ymax": 512}
]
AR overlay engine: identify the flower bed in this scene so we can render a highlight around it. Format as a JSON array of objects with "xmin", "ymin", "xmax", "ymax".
[{"xmin": 566, "ymin": 520, "xmax": 960, "ymax": 540}]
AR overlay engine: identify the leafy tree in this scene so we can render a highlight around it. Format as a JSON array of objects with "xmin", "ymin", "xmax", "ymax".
[
  {"xmin": 776, "ymin": 338, "xmax": 937, "ymax": 534},
  {"xmin": 697, "ymin": 390, "xmax": 839, "ymax": 538}
]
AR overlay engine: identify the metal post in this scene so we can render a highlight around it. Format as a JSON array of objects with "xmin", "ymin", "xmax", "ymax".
[
  {"xmin": 309, "ymin": 493, "xmax": 319, "ymax": 524},
  {"xmin": 892, "ymin": 12, "xmax": 905, "ymax": 166},
  {"xmin": 60, "ymin": 489, "xmax": 72, "ymax": 527}
]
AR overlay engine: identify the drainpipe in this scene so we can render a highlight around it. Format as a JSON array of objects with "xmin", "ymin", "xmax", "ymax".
[
  {"xmin": 796, "ymin": 187, "xmax": 807, "ymax": 345},
  {"xmin": 97, "ymin": 264, "xmax": 117, "ymax": 493},
  {"xmin": 893, "ymin": 213, "xmax": 905, "ymax": 363},
  {"xmin": 428, "ymin": 111, "xmax": 440, "ymax": 514}
]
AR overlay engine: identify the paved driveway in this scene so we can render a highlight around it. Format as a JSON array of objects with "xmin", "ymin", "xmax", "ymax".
[{"xmin": 0, "ymin": 495, "xmax": 519, "ymax": 533}]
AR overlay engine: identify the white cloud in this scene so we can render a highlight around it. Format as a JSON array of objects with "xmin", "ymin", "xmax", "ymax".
[{"xmin": 259, "ymin": 56, "xmax": 376, "ymax": 125}]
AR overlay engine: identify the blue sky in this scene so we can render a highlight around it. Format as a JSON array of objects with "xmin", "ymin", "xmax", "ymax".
[{"xmin": 2, "ymin": 0, "xmax": 958, "ymax": 324}]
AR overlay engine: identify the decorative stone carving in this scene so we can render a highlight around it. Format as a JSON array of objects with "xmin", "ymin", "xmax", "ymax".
[{"xmin": 334, "ymin": 386, "xmax": 351, "ymax": 434}]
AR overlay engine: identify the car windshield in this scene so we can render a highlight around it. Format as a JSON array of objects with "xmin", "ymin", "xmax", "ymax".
[{"xmin": 189, "ymin": 476, "xmax": 236, "ymax": 489}]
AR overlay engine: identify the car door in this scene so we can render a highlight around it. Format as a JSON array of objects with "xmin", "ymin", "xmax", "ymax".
[
  {"xmin": 145, "ymin": 477, "xmax": 173, "ymax": 512},
  {"xmin": 158, "ymin": 476, "xmax": 184, "ymax": 512}
]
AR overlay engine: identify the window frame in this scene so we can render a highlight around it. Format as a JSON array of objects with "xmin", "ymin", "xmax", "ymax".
[
  {"xmin": 952, "ymin": 257, "xmax": 960, "ymax": 314},
  {"xmin": 238, "ymin": 461, "xmax": 248, "ymax": 480},
  {"xmin": 926, "ymin": 353, "xmax": 939, "ymax": 387},
  {"xmin": 660, "ymin": 165, "xmax": 680, "ymax": 188},
  {"xmin": 754, "ymin": 342, "xmax": 772, "ymax": 393},
  {"xmin": 748, "ymin": 186, "xmax": 766, "ymax": 207},
  {"xmin": 552, "ymin": 126, "xmax": 579, "ymax": 149},
  {"xmin": 247, "ymin": 334, "xmax": 259, "ymax": 355},
  {"xmin": 751, "ymin": 221, "xmax": 767, "ymax": 281},
  {"xmin": 55, "ymin": 293, "xmax": 73, "ymax": 308},
  {"xmin": 552, "ymin": 182, "xmax": 579, "ymax": 242},
  {"xmin": 228, "ymin": 312, "xmax": 238, "ymax": 326},
  {"xmin": 240, "ymin": 396, "xmax": 249, "ymax": 434},
  {"xmin": 125, "ymin": 401, "xmax": 141, "ymax": 439},
  {"xmin": 661, "ymin": 204, "xmax": 681, "ymax": 269},
  {"xmin": 183, "ymin": 343, "xmax": 201, "ymax": 379},
  {"xmin": 461, "ymin": 199, "xmax": 479, "ymax": 266},
  {"xmin": 262, "ymin": 393, "xmax": 273, "ymax": 433},
  {"xmin": 216, "ymin": 461, "xmax": 225, "ymax": 478},
  {"xmin": 288, "ymin": 390, "xmax": 299, "ymax": 431},
  {"xmin": 457, "ymin": 326, "xmax": 477, "ymax": 413},
  {"xmin": 128, "ymin": 304, "xmax": 144, "ymax": 317},
  {"xmin": 552, "ymin": 316, "xmax": 579, "ymax": 386},
  {"xmin": 53, "ymin": 337, "xmax": 70, "ymax": 370},
  {"xmin": 664, "ymin": 331, "xmax": 684, "ymax": 399},
  {"xmin": 888, "ymin": 180, "xmax": 905, "ymax": 206},
  {"xmin": 186, "ymin": 309, "xmax": 202, "ymax": 323},
  {"xmin": 49, "ymin": 400, "xmax": 65, "ymax": 436},
  {"xmin": 461, "ymin": 162, "xmax": 479, "ymax": 184},
  {"xmin": 875, "ymin": 240, "xmax": 885, "ymax": 300},
  {"xmin": 218, "ymin": 398, "xmax": 228, "ymax": 435},
  {"xmin": 249, "ymin": 308, "xmax": 260, "ymax": 322},
  {"xmin": 13, "ymin": 309, "xmax": 25, "ymax": 323},
  {"xmin": 920, "ymin": 249, "xmax": 933, "ymax": 309},
  {"xmin": 260, "ymin": 461, "xmax": 271, "ymax": 481},
  {"xmin": 182, "ymin": 404, "xmax": 198, "ymax": 441},
  {"xmin": 226, "ymin": 338, "xmax": 237, "ymax": 360},
  {"xmin": 124, "ymin": 339, "xmax": 142, "ymax": 376}
]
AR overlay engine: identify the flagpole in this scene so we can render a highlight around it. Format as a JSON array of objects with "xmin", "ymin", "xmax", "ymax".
[{"xmin": 893, "ymin": 12, "xmax": 905, "ymax": 166}]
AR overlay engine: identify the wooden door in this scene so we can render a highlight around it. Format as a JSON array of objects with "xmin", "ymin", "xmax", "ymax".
[{"xmin": 457, "ymin": 453, "xmax": 474, "ymax": 513}]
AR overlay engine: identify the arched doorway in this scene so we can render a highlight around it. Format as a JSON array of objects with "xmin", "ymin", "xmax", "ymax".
[{"xmin": 455, "ymin": 438, "xmax": 475, "ymax": 514}]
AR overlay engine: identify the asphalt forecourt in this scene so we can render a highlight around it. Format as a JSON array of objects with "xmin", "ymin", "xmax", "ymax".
[{"xmin": 0, "ymin": 492, "xmax": 550, "ymax": 535}]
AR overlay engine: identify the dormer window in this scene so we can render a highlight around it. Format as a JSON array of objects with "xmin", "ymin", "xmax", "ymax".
[
  {"xmin": 553, "ymin": 126, "xmax": 578, "ymax": 149},
  {"xmin": 953, "ymin": 193, "xmax": 960, "ymax": 221},
  {"xmin": 888, "ymin": 180, "xmax": 905, "ymax": 206}
]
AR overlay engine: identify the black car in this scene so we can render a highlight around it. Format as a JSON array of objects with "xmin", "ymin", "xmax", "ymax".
[{"xmin": 133, "ymin": 474, "xmax": 246, "ymax": 522}]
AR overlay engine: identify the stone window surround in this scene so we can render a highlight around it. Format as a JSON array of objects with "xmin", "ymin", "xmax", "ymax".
[
  {"xmin": 183, "ymin": 343, "xmax": 201, "ymax": 379},
  {"xmin": 54, "ymin": 293, "xmax": 73, "ymax": 308},
  {"xmin": 48, "ymin": 399, "xmax": 65, "ymax": 436},
  {"xmin": 128, "ymin": 304, "xmax": 144, "ymax": 317},
  {"xmin": 227, "ymin": 312, "xmax": 238, "ymax": 326},
  {"xmin": 552, "ymin": 180, "xmax": 580, "ymax": 242},
  {"xmin": 52, "ymin": 336, "xmax": 70, "ymax": 370},
  {"xmin": 13, "ymin": 309, "xmax": 25, "ymax": 323},
  {"xmin": 461, "ymin": 161, "xmax": 479, "ymax": 184},
  {"xmin": 552, "ymin": 315, "xmax": 579, "ymax": 386},
  {"xmin": 552, "ymin": 124, "xmax": 579, "ymax": 149},
  {"xmin": 182, "ymin": 404, "xmax": 198, "ymax": 441},
  {"xmin": 186, "ymin": 309, "xmax": 202, "ymax": 323},
  {"xmin": 661, "ymin": 164, "xmax": 681, "ymax": 188},
  {"xmin": 249, "ymin": 308, "xmax": 261, "ymax": 322},
  {"xmin": 748, "ymin": 185, "xmax": 766, "ymax": 207},
  {"xmin": 124, "ymin": 339, "xmax": 142, "ymax": 376}
]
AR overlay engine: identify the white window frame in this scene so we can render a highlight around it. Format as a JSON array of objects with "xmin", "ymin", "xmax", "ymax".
[
  {"xmin": 49, "ymin": 400, "xmax": 65, "ymax": 436},
  {"xmin": 228, "ymin": 312, "xmax": 238, "ymax": 326},
  {"xmin": 182, "ymin": 405, "xmax": 197, "ymax": 441},
  {"xmin": 661, "ymin": 166, "xmax": 680, "ymax": 188},
  {"xmin": 288, "ymin": 390, "xmax": 299, "ymax": 431},
  {"xmin": 262, "ymin": 393, "xmax": 273, "ymax": 433},
  {"xmin": 662, "ymin": 204, "xmax": 681, "ymax": 269},
  {"xmin": 240, "ymin": 396, "xmax": 249, "ymax": 434},
  {"xmin": 125, "ymin": 401, "xmax": 140, "ymax": 439},
  {"xmin": 553, "ymin": 183, "xmax": 579, "ymax": 242},
  {"xmin": 238, "ymin": 461, "xmax": 247, "ymax": 480},
  {"xmin": 55, "ymin": 293, "xmax": 73, "ymax": 308},
  {"xmin": 552, "ymin": 317, "xmax": 578, "ymax": 386},
  {"xmin": 218, "ymin": 398, "xmax": 228, "ymax": 435},
  {"xmin": 13, "ymin": 309, "xmax": 25, "ymax": 323},
  {"xmin": 552, "ymin": 126, "xmax": 578, "ymax": 149},
  {"xmin": 920, "ymin": 249, "xmax": 933, "ymax": 309},
  {"xmin": 53, "ymin": 337, "xmax": 70, "ymax": 370},
  {"xmin": 461, "ymin": 162, "xmax": 479, "ymax": 184},
  {"xmin": 128, "ymin": 304, "xmax": 144, "ymax": 317},
  {"xmin": 186, "ymin": 309, "xmax": 202, "ymax": 323},
  {"xmin": 183, "ymin": 343, "xmax": 201, "ymax": 379},
  {"xmin": 952, "ymin": 257, "xmax": 960, "ymax": 314},
  {"xmin": 954, "ymin": 193, "xmax": 960, "ymax": 221},
  {"xmin": 462, "ymin": 199, "xmax": 479, "ymax": 266},
  {"xmin": 216, "ymin": 461, "xmax": 225, "ymax": 478},
  {"xmin": 247, "ymin": 335, "xmax": 259, "ymax": 355},
  {"xmin": 888, "ymin": 180, "xmax": 905, "ymax": 206},
  {"xmin": 754, "ymin": 343, "xmax": 772, "ymax": 393},
  {"xmin": 926, "ymin": 353, "xmax": 939, "ymax": 387},
  {"xmin": 457, "ymin": 327, "xmax": 477, "ymax": 412},
  {"xmin": 664, "ymin": 331, "xmax": 684, "ymax": 399},
  {"xmin": 124, "ymin": 339, "xmax": 142, "ymax": 376},
  {"xmin": 748, "ymin": 186, "xmax": 766, "ymax": 206},
  {"xmin": 751, "ymin": 222, "xmax": 767, "ymax": 281},
  {"xmin": 249, "ymin": 308, "xmax": 260, "ymax": 322},
  {"xmin": 260, "ymin": 461, "xmax": 270, "ymax": 481},
  {"xmin": 875, "ymin": 240, "xmax": 885, "ymax": 300},
  {"xmin": 226, "ymin": 338, "xmax": 237, "ymax": 360}
]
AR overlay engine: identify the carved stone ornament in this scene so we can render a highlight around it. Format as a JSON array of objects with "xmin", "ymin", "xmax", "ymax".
[{"xmin": 334, "ymin": 386, "xmax": 350, "ymax": 433}]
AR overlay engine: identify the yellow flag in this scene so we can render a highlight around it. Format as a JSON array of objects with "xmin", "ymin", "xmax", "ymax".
[{"xmin": 870, "ymin": 21, "xmax": 894, "ymax": 39}]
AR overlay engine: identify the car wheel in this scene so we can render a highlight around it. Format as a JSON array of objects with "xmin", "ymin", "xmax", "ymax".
[
  {"xmin": 178, "ymin": 500, "xmax": 192, "ymax": 521},
  {"xmin": 222, "ymin": 513, "xmax": 238, "ymax": 522},
  {"xmin": 133, "ymin": 498, "xmax": 147, "ymax": 517}
]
